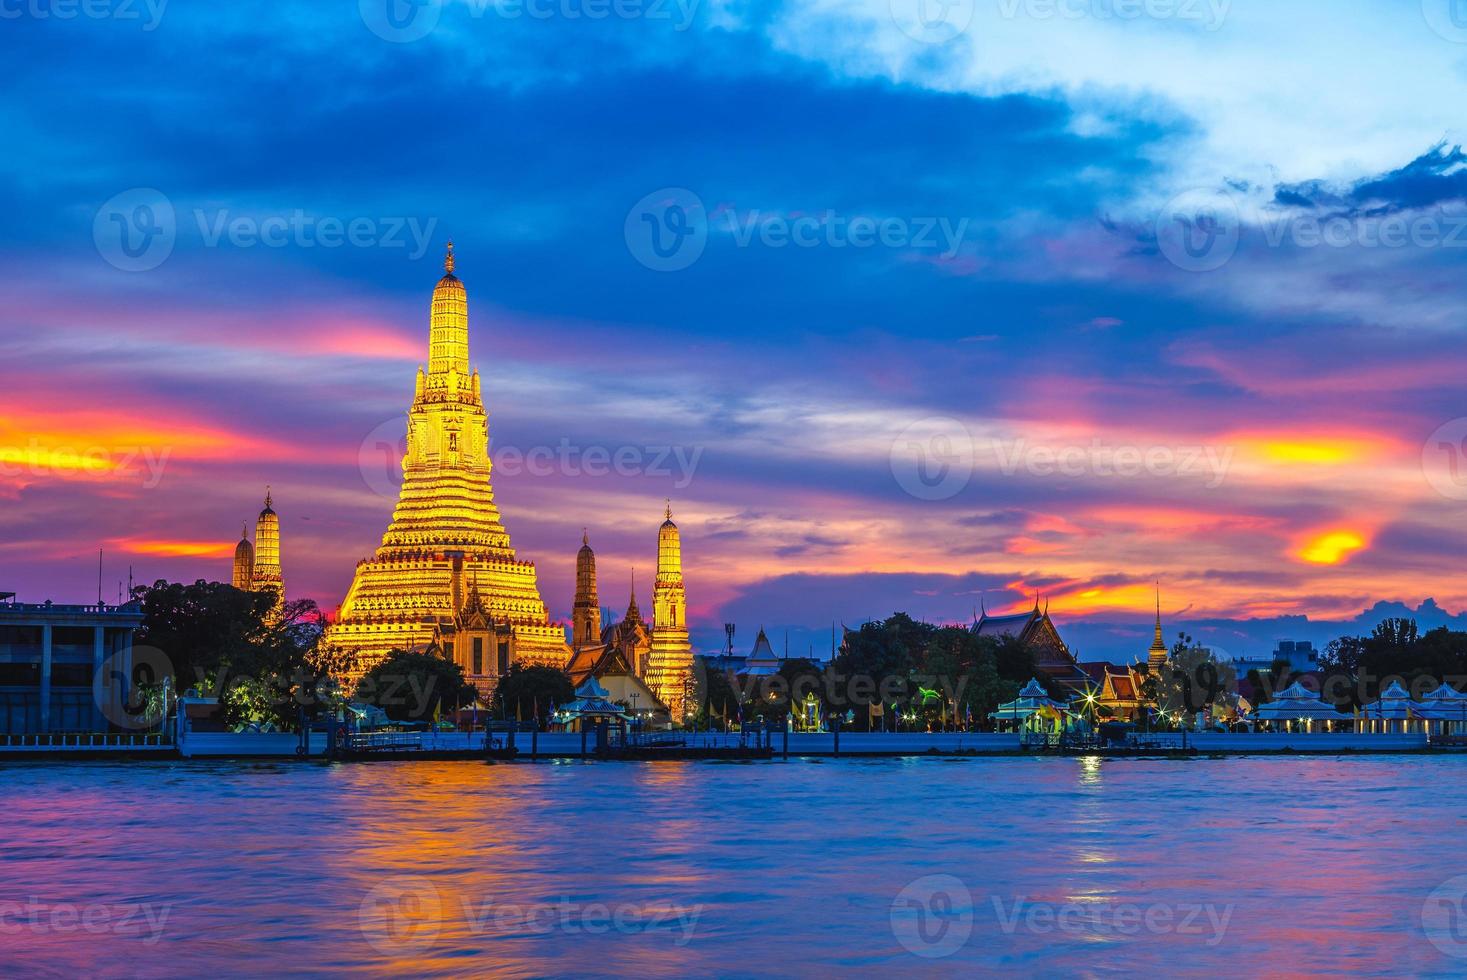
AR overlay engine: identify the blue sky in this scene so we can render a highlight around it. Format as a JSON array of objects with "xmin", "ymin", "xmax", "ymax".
[{"xmin": 4, "ymin": 0, "xmax": 1467, "ymax": 661}]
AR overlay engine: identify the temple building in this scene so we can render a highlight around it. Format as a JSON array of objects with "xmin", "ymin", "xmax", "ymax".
[
  {"xmin": 571, "ymin": 531, "xmax": 602, "ymax": 659},
  {"xmin": 600, "ymin": 571, "xmax": 652, "ymax": 678},
  {"xmin": 231, "ymin": 526, "xmax": 254, "ymax": 591},
  {"xmin": 226, "ymin": 490, "xmax": 283, "ymax": 615},
  {"xmin": 252, "ymin": 490, "xmax": 284, "ymax": 615},
  {"xmin": 974, "ymin": 599, "xmax": 1093, "ymax": 694},
  {"xmin": 562, "ymin": 509, "xmax": 693, "ymax": 724},
  {"xmin": 645, "ymin": 504, "xmax": 692, "ymax": 720},
  {"xmin": 322, "ymin": 245, "xmax": 569, "ymax": 678},
  {"xmin": 973, "ymin": 597, "xmax": 1160, "ymax": 722}
]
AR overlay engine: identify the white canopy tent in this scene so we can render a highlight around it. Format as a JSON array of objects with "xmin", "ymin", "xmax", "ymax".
[
  {"xmin": 1420, "ymin": 682, "xmax": 1467, "ymax": 735},
  {"xmin": 1252, "ymin": 681, "xmax": 1340, "ymax": 732},
  {"xmin": 1360, "ymin": 680, "xmax": 1438, "ymax": 733}
]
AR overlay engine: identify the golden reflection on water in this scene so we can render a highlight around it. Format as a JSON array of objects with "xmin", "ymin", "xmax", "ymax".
[{"xmin": 4, "ymin": 756, "xmax": 1467, "ymax": 976}]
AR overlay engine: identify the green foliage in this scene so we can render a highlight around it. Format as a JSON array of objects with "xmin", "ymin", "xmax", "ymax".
[
  {"xmin": 489, "ymin": 663, "xmax": 574, "ymax": 726},
  {"xmin": 133, "ymin": 579, "xmax": 325, "ymax": 729},
  {"xmin": 1153, "ymin": 634, "xmax": 1239, "ymax": 728},
  {"xmin": 1318, "ymin": 619, "xmax": 1467, "ymax": 708},
  {"xmin": 355, "ymin": 649, "xmax": 479, "ymax": 722},
  {"xmin": 829, "ymin": 615, "xmax": 1028, "ymax": 731}
]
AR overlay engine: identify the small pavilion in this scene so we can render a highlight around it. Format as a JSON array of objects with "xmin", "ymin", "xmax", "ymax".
[
  {"xmin": 1252, "ymin": 681, "xmax": 1339, "ymax": 732},
  {"xmin": 991, "ymin": 678, "xmax": 1069, "ymax": 736},
  {"xmin": 554, "ymin": 677, "xmax": 631, "ymax": 734}
]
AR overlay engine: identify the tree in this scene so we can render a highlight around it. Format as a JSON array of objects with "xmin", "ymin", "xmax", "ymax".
[
  {"xmin": 689, "ymin": 658, "xmax": 740, "ymax": 728},
  {"xmin": 133, "ymin": 579, "xmax": 325, "ymax": 729},
  {"xmin": 489, "ymin": 663, "xmax": 574, "ymax": 728},
  {"xmin": 1153, "ymin": 634, "xmax": 1239, "ymax": 729},
  {"xmin": 355, "ymin": 649, "xmax": 478, "ymax": 723}
]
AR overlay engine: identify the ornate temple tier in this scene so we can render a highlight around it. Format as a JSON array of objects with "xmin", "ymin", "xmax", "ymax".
[{"xmin": 324, "ymin": 245, "xmax": 569, "ymax": 675}]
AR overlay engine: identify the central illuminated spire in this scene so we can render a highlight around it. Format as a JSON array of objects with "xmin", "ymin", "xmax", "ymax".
[
  {"xmin": 324, "ymin": 245, "xmax": 568, "ymax": 675},
  {"xmin": 428, "ymin": 240, "xmax": 469, "ymax": 375}
]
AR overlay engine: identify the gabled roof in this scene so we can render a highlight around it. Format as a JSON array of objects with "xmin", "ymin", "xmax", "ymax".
[
  {"xmin": 973, "ymin": 610, "xmax": 1040, "ymax": 639},
  {"xmin": 567, "ymin": 641, "xmax": 636, "ymax": 686}
]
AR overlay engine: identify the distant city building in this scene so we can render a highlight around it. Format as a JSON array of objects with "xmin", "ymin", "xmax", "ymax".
[
  {"xmin": 1229, "ymin": 640, "xmax": 1318, "ymax": 676},
  {"xmin": 0, "ymin": 594, "xmax": 144, "ymax": 734}
]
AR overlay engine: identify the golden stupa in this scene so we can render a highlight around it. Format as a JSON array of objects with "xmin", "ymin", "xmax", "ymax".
[{"xmin": 324, "ymin": 244, "xmax": 569, "ymax": 677}]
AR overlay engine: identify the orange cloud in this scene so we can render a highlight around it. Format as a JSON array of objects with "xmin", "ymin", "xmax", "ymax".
[{"xmin": 110, "ymin": 539, "xmax": 236, "ymax": 559}]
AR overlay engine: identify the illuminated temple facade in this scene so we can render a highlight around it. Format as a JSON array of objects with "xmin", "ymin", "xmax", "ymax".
[
  {"xmin": 229, "ymin": 490, "xmax": 284, "ymax": 617},
  {"xmin": 322, "ymin": 245, "xmax": 569, "ymax": 681},
  {"xmin": 564, "ymin": 509, "xmax": 694, "ymax": 722}
]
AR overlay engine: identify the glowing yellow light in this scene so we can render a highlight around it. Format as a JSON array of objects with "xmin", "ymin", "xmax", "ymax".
[
  {"xmin": 1260, "ymin": 441, "xmax": 1361, "ymax": 465},
  {"xmin": 1297, "ymin": 530, "xmax": 1367, "ymax": 565},
  {"xmin": 0, "ymin": 447, "xmax": 116, "ymax": 472}
]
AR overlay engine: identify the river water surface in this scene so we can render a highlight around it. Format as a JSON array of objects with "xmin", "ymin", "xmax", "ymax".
[{"xmin": 5, "ymin": 756, "xmax": 1467, "ymax": 977}]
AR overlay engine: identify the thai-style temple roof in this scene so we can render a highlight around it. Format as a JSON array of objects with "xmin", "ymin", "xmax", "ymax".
[{"xmin": 973, "ymin": 605, "xmax": 1092, "ymax": 694}]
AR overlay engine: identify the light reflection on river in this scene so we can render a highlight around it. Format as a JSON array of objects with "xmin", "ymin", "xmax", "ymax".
[{"xmin": 4, "ymin": 756, "xmax": 1467, "ymax": 977}]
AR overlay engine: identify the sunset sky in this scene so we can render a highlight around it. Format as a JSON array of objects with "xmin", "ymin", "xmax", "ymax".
[{"xmin": 4, "ymin": 1, "xmax": 1467, "ymax": 660}]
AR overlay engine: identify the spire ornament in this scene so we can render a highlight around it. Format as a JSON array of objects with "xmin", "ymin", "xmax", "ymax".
[{"xmin": 445, "ymin": 240, "xmax": 455, "ymax": 274}]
